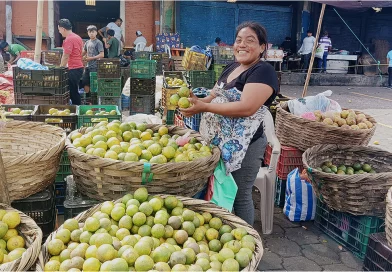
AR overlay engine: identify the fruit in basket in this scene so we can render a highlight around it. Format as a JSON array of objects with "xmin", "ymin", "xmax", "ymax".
[
  {"xmin": 319, "ymin": 161, "xmax": 376, "ymax": 175},
  {"xmin": 311, "ymin": 110, "xmax": 373, "ymax": 130},
  {"xmin": 70, "ymin": 121, "xmax": 212, "ymax": 164},
  {"xmin": 46, "ymin": 187, "xmax": 256, "ymax": 270},
  {"xmin": 166, "ymin": 77, "xmax": 185, "ymax": 87}
]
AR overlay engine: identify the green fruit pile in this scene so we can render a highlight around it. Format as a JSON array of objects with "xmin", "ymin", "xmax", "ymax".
[
  {"xmin": 3, "ymin": 108, "xmax": 33, "ymax": 116},
  {"xmin": 44, "ymin": 188, "xmax": 256, "ymax": 272},
  {"xmin": 165, "ymin": 77, "xmax": 187, "ymax": 88},
  {"xmin": 317, "ymin": 161, "xmax": 376, "ymax": 175},
  {"xmin": 85, "ymin": 110, "xmax": 118, "ymax": 116},
  {"xmin": 0, "ymin": 209, "xmax": 25, "ymax": 265},
  {"xmin": 70, "ymin": 120, "xmax": 212, "ymax": 163},
  {"xmin": 169, "ymin": 86, "xmax": 191, "ymax": 109},
  {"xmin": 48, "ymin": 108, "xmax": 75, "ymax": 116}
]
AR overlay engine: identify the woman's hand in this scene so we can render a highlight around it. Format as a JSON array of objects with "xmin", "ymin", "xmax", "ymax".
[{"xmin": 180, "ymin": 93, "xmax": 207, "ymax": 117}]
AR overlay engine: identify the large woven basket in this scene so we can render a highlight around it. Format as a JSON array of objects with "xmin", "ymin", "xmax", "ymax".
[
  {"xmin": 0, "ymin": 121, "xmax": 66, "ymax": 201},
  {"xmin": 66, "ymin": 124, "xmax": 220, "ymax": 201},
  {"xmin": 303, "ymin": 144, "xmax": 392, "ymax": 216},
  {"xmin": 275, "ymin": 103, "xmax": 377, "ymax": 151},
  {"xmin": 0, "ymin": 203, "xmax": 42, "ymax": 272},
  {"xmin": 35, "ymin": 195, "xmax": 263, "ymax": 271},
  {"xmin": 386, "ymin": 187, "xmax": 392, "ymax": 247}
]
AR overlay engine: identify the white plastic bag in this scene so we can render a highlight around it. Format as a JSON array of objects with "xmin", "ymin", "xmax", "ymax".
[
  {"xmin": 122, "ymin": 77, "xmax": 130, "ymax": 97},
  {"xmin": 315, "ymin": 44, "xmax": 325, "ymax": 59},
  {"xmin": 123, "ymin": 114, "xmax": 162, "ymax": 125},
  {"xmin": 287, "ymin": 90, "xmax": 342, "ymax": 116}
]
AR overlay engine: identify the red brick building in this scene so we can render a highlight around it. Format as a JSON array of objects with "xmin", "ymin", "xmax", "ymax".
[{"xmin": 0, "ymin": 0, "xmax": 159, "ymax": 50}]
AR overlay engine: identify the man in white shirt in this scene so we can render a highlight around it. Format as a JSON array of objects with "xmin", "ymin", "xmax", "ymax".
[
  {"xmin": 133, "ymin": 31, "xmax": 147, "ymax": 47},
  {"xmin": 298, "ymin": 30, "xmax": 316, "ymax": 72},
  {"xmin": 106, "ymin": 18, "xmax": 124, "ymax": 54}
]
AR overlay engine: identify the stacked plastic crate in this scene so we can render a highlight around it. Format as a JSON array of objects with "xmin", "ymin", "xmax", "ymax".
[
  {"xmin": 13, "ymin": 66, "xmax": 69, "ymax": 104},
  {"xmin": 263, "ymin": 144, "xmax": 304, "ymax": 208},
  {"xmin": 129, "ymin": 59, "xmax": 157, "ymax": 115},
  {"xmin": 211, "ymin": 46, "xmax": 235, "ymax": 82},
  {"xmin": 97, "ymin": 59, "xmax": 122, "ymax": 108}
]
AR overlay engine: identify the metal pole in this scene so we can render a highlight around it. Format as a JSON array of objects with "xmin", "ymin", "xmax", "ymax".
[
  {"xmin": 302, "ymin": 3, "xmax": 326, "ymax": 97},
  {"xmin": 5, "ymin": 0, "xmax": 12, "ymax": 45}
]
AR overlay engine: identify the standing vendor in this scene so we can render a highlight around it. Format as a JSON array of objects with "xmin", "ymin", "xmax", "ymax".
[
  {"xmin": 0, "ymin": 41, "xmax": 26, "ymax": 65},
  {"xmin": 181, "ymin": 22, "xmax": 278, "ymax": 225},
  {"xmin": 318, "ymin": 31, "xmax": 332, "ymax": 73}
]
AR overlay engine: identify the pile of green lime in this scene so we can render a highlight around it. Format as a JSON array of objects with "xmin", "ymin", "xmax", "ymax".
[
  {"xmin": 317, "ymin": 161, "xmax": 376, "ymax": 175},
  {"xmin": 70, "ymin": 121, "xmax": 212, "ymax": 164},
  {"xmin": 169, "ymin": 86, "xmax": 191, "ymax": 109},
  {"xmin": 44, "ymin": 188, "xmax": 256, "ymax": 271}
]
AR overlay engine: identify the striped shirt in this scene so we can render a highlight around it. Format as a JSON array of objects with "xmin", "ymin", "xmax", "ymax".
[{"xmin": 319, "ymin": 36, "xmax": 332, "ymax": 52}]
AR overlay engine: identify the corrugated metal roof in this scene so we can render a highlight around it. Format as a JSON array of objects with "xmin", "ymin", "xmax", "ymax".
[{"xmin": 313, "ymin": 1, "xmax": 392, "ymax": 9}]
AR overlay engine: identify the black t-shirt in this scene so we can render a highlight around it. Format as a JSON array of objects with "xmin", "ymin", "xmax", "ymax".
[{"xmin": 217, "ymin": 61, "xmax": 278, "ymax": 143}]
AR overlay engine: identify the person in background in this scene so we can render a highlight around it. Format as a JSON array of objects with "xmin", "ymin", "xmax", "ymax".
[
  {"xmin": 280, "ymin": 36, "xmax": 292, "ymax": 54},
  {"xmin": 106, "ymin": 18, "xmax": 124, "ymax": 54},
  {"xmin": 98, "ymin": 26, "xmax": 108, "ymax": 58},
  {"xmin": 298, "ymin": 30, "xmax": 315, "ymax": 72},
  {"xmin": 133, "ymin": 31, "xmax": 147, "ymax": 47},
  {"xmin": 211, "ymin": 37, "xmax": 222, "ymax": 46},
  {"xmin": 181, "ymin": 21, "xmax": 278, "ymax": 226},
  {"xmin": 81, "ymin": 25, "xmax": 104, "ymax": 93},
  {"xmin": 0, "ymin": 41, "xmax": 26, "ymax": 65},
  {"xmin": 104, "ymin": 29, "xmax": 120, "ymax": 58},
  {"xmin": 0, "ymin": 52, "xmax": 4, "ymax": 73},
  {"xmin": 58, "ymin": 18, "xmax": 84, "ymax": 105},
  {"xmin": 318, "ymin": 30, "xmax": 332, "ymax": 73},
  {"xmin": 387, "ymin": 48, "xmax": 392, "ymax": 89}
]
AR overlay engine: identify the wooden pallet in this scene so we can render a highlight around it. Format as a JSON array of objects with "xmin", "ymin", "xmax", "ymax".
[{"xmin": 172, "ymin": 56, "xmax": 186, "ymax": 71}]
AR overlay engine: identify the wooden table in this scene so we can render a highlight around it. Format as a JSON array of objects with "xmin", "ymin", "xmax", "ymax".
[{"xmin": 171, "ymin": 48, "xmax": 185, "ymax": 57}]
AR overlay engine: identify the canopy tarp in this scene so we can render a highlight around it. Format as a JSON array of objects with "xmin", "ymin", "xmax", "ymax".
[{"xmin": 312, "ymin": 1, "xmax": 392, "ymax": 9}]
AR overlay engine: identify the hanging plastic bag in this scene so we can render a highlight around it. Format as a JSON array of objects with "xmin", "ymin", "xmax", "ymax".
[
  {"xmin": 210, "ymin": 159, "xmax": 238, "ymax": 211},
  {"xmin": 283, "ymin": 168, "xmax": 316, "ymax": 222},
  {"xmin": 315, "ymin": 44, "xmax": 325, "ymax": 59},
  {"xmin": 287, "ymin": 90, "xmax": 342, "ymax": 116}
]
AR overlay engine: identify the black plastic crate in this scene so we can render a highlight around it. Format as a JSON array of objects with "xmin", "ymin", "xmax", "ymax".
[
  {"xmin": 81, "ymin": 92, "xmax": 98, "ymax": 105},
  {"xmin": 11, "ymin": 185, "xmax": 56, "ymax": 239},
  {"xmin": 210, "ymin": 46, "xmax": 235, "ymax": 65},
  {"xmin": 130, "ymin": 94, "xmax": 155, "ymax": 115},
  {"xmin": 15, "ymin": 92, "xmax": 70, "ymax": 105},
  {"xmin": 41, "ymin": 51, "xmax": 62, "ymax": 66},
  {"xmin": 150, "ymin": 52, "xmax": 169, "ymax": 61},
  {"xmin": 133, "ymin": 51, "xmax": 150, "ymax": 60},
  {"xmin": 1, "ymin": 104, "xmax": 36, "ymax": 121},
  {"xmin": 130, "ymin": 78, "xmax": 156, "ymax": 95},
  {"xmin": 64, "ymin": 197, "xmax": 100, "ymax": 220},
  {"xmin": 55, "ymin": 182, "xmax": 66, "ymax": 215},
  {"xmin": 97, "ymin": 58, "xmax": 121, "ymax": 78},
  {"xmin": 98, "ymin": 96, "xmax": 121, "ymax": 109},
  {"xmin": 13, "ymin": 67, "xmax": 68, "ymax": 95},
  {"xmin": 97, "ymin": 78, "xmax": 122, "ymax": 97},
  {"xmin": 33, "ymin": 105, "xmax": 77, "ymax": 134},
  {"xmin": 364, "ymin": 233, "xmax": 392, "ymax": 271},
  {"xmin": 186, "ymin": 70, "xmax": 215, "ymax": 89},
  {"xmin": 156, "ymin": 59, "xmax": 173, "ymax": 75}
]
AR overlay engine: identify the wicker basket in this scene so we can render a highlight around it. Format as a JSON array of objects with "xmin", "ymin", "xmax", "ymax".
[
  {"xmin": 386, "ymin": 187, "xmax": 392, "ymax": 247},
  {"xmin": 0, "ymin": 121, "xmax": 66, "ymax": 201},
  {"xmin": 35, "ymin": 195, "xmax": 263, "ymax": 271},
  {"xmin": 275, "ymin": 103, "xmax": 377, "ymax": 151},
  {"xmin": 303, "ymin": 144, "xmax": 392, "ymax": 216},
  {"xmin": 66, "ymin": 125, "xmax": 220, "ymax": 201},
  {"xmin": 0, "ymin": 203, "xmax": 42, "ymax": 272}
]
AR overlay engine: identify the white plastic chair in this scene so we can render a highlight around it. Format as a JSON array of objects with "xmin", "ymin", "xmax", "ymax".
[
  {"xmin": 164, "ymin": 44, "xmax": 172, "ymax": 58},
  {"xmin": 135, "ymin": 42, "xmax": 146, "ymax": 52},
  {"xmin": 254, "ymin": 110, "xmax": 281, "ymax": 234},
  {"xmin": 144, "ymin": 44, "xmax": 153, "ymax": 52}
]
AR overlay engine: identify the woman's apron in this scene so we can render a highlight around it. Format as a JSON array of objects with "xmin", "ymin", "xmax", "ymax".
[{"xmin": 200, "ymin": 85, "xmax": 268, "ymax": 174}]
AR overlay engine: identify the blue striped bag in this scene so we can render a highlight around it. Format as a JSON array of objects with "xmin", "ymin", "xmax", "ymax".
[{"xmin": 283, "ymin": 168, "xmax": 316, "ymax": 222}]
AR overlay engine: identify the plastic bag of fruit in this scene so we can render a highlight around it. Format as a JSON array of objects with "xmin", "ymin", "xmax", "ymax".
[{"xmin": 287, "ymin": 90, "xmax": 342, "ymax": 117}]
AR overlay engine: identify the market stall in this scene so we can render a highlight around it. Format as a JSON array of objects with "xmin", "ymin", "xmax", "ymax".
[{"xmin": 327, "ymin": 54, "xmax": 358, "ymax": 74}]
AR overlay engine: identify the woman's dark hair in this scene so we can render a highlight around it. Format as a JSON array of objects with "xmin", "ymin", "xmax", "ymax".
[
  {"xmin": 116, "ymin": 18, "xmax": 123, "ymax": 23},
  {"xmin": 58, "ymin": 19, "xmax": 72, "ymax": 30},
  {"xmin": 235, "ymin": 21, "xmax": 268, "ymax": 57},
  {"xmin": 215, "ymin": 37, "xmax": 221, "ymax": 43}
]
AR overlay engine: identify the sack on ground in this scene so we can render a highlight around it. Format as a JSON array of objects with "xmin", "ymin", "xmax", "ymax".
[
  {"xmin": 283, "ymin": 168, "xmax": 316, "ymax": 222},
  {"xmin": 210, "ymin": 159, "xmax": 238, "ymax": 211}
]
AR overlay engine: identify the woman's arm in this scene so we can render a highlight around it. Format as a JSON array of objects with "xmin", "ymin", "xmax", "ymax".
[{"xmin": 181, "ymin": 83, "xmax": 273, "ymax": 118}]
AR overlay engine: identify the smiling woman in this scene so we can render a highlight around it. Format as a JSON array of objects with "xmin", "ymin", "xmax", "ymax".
[{"xmin": 181, "ymin": 21, "xmax": 278, "ymax": 226}]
